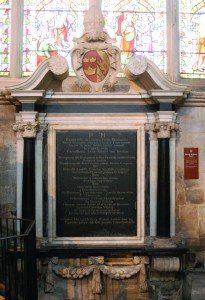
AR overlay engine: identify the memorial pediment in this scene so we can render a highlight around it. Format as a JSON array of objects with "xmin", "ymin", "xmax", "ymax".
[
  {"xmin": 5, "ymin": 54, "xmax": 189, "ymax": 107},
  {"xmin": 5, "ymin": 1, "xmax": 189, "ymax": 106}
]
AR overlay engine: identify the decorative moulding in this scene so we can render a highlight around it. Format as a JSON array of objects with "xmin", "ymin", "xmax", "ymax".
[
  {"xmin": 6, "ymin": 55, "xmax": 68, "ymax": 92},
  {"xmin": 44, "ymin": 256, "xmax": 149, "ymax": 295}
]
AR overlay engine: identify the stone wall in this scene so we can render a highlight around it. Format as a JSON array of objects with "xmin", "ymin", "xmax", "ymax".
[
  {"xmin": 176, "ymin": 106, "xmax": 205, "ymax": 268},
  {"xmin": 0, "ymin": 104, "xmax": 16, "ymax": 216},
  {"xmin": 1, "ymin": 103, "xmax": 205, "ymax": 299}
]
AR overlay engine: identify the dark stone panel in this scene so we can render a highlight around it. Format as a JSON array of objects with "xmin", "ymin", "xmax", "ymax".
[
  {"xmin": 56, "ymin": 130, "xmax": 137, "ymax": 237},
  {"xmin": 22, "ymin": 138, "xmax": 36, "ymax": 221},
  {"xmin": 22, "ymin": 103, "xmax": 35, "ymax": 111},
  {"xmin": 157, "ymin": 138, "xmax": 170, "ymax": 237},
  {"xmin": 159, "ymin": 103, "xmax": 174, "ymax": 111},
  {"xmin": 36, "ymin": 104, "xmax": 157, "ymax": 113}
]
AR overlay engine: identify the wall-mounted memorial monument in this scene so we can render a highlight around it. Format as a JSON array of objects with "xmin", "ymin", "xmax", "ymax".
[{"xmin": 6, "ymin": 0, "xmax": 190, "ymax": 298}]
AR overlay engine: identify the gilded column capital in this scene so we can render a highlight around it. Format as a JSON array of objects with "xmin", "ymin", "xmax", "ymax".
[{"xmin": 13, "ymin": 121, "xmax": 40, "ymax": 138}]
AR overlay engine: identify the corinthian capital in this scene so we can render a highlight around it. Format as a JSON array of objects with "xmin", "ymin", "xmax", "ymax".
[
  {"xmin": 13, "ymin": 121, "xmax": 40, "ymax": 138},
  {"xmin": 154, "ymin": 122, "xmax": 179, "ymax": 138},
  {"xmin": 145, "ymin": 121, "xmax": 179, "ymax": 139},
  {"xmin": 144, "ymin": 123, "xmax": 157, "ymax": 140}
]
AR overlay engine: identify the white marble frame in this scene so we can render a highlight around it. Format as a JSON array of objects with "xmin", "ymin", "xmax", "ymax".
[{"xmin": 47, "ymin": 113, "xmax": 147, "ymax": 246}]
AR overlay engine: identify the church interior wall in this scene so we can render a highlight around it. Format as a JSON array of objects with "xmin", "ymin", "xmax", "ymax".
[
  {"xmin": 176, "ymin": 106, "xmax": 205, "ymax": 269},
  {"xmin": 0, "ymin": 104, "xmax": 16, "ymax": 218},
  {"xmin": 1, "ymin": 0, "xmax": 205, "ymax": 298}
]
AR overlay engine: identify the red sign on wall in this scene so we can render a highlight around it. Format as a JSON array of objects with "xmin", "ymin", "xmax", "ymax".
[{"xmin": 184, "ymin": 148, "xmax": 199, "ymax": 179}]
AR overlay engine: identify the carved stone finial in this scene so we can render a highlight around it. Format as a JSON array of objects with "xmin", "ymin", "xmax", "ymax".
[{"xmin": 84, "ymin": 5, "xmax": 104, "ymax": 32}]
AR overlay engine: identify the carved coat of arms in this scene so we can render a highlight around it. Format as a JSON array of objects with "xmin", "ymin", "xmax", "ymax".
[{"xmin": 71, "ymin": 5, "xmax": 121, "ymax": 92}]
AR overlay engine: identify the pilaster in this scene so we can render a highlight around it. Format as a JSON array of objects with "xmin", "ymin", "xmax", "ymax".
[
  {"xmin": 35, "ymin": 114, "xmax": 47, "ymax": 238},
  {"xmin": 145, "ymin": 112, "xmax": 179, "ymax": 237}
]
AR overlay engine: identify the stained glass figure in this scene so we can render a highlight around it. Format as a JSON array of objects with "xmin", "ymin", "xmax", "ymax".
[
  {"xmin": 23, "ymin": 0, "xmax": 166, "ymax": 76},
  {"xmin": 180, "ymin": 0, "xmax": 205, "ymax": 78},
  {"xmin": 103, "ymin": 0, "xmax": 166, "ymax": 72},
  {"xmin": 0, "ymin": 0, "xmax": 11, "ymax": 76}
]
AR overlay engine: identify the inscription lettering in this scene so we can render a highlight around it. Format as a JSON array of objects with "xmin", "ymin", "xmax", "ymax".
[{"xmin": 56, "ymin": 131, "xmax": 137, "ymax": 237}]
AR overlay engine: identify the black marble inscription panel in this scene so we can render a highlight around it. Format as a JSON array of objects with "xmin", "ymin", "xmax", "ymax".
[{"xmin": 56, "ymin": 130, "xmax": 137, "ymax": 237}]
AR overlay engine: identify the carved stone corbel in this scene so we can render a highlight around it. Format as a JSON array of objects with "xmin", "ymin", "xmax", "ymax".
[{"xmin": 152, "ymin": 257, "xmax": 180, "ymax": 272}]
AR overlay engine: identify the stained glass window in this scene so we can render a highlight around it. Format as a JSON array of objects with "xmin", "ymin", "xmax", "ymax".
[
  {"xmin": 103, "ymin": 0, "xmax": 167, "ymax": 72},
  {"xmin": 0, "ymin": 0, "xmax": 11, "ymax": 76},
  {"xmin": 23, "ymin": 0, "xmax": 166, "ymax": 76},
  {"xmin": 179, "ymin": 0, "xmax": 205, "ymax": 79},
  {"xmin": 23, "ymin": 0, "xmax": 88, "ymax": 76}
]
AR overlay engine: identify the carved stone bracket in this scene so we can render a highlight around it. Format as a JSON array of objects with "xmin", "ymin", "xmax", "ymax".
[
  {"xmin": 13, "ymin": 121, "xmax": 40, "ymax": 138},
  {"xmin": 49, "ymin": 256, "xmax": 149, "ymax": 295},
  {"xmin": 152, "ymin": 257, "xmax": 180, "ymax": 273}
]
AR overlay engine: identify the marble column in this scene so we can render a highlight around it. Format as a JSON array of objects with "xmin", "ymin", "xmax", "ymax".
[
  {"xmin": 154, "ymin": 117, "xmax": 178, "ymax": 237},
  {"xmin": 145, "ymin": 114, "xmax": 158, "ymax": 237},
  {"xmin": 13, "ymin": 112, "xmax": 39, "ymax": 300},
  {"xmin": 170, "ymin": 127, "xmax": 178, "ymax": 237},
  {"xmin": 146, "ymin": 112, "xmax": 178, "ymax": 237},
  {"xmin": 14, "ymin": 112, "xmax": 39, "ymax": 221},
  {"xmin": 35, "ymin": 114, "xmax": 47, "ymax": 238}
]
